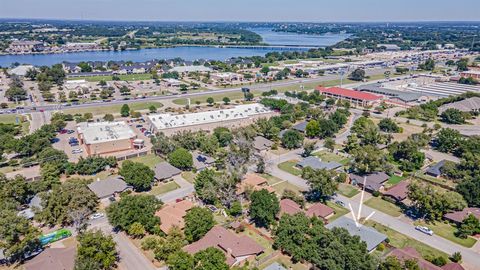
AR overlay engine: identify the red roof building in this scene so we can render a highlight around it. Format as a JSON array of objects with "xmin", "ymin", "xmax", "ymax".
[
  {"xmin": 316, "ymin": 86, "xmax": 382, "ymax": 107},
  {"xmin": 279, "ymin": 199, "xmax": 303, "ymax": 216},
  {"xmin": 183, "ymin": 226, "xmax": 264, "ymax": 266},
  {"xmin": 306, "ymin": 203, "xmax": 335, "ymax": 220}
]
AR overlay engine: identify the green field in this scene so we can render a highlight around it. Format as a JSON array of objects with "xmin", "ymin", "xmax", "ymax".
[
  {"xmin": 63, "ymin": 101, "xmax": 163, "ymax": 116},
  {"xmin": 181, "ymin": 172, "xmax": 196, "ymax": 184},
  {"xmin": 173, "ymin": 91, "xmax": 252, "ymax": 106},
  {"xmin": 314, "ymin": 150, "xmax": 350, "ymax": 165},
  {"xmin": 67, "ymin": 73, "xmax": 153, "ymax": 82},
  {"xmin": 337, "ymin": 183, "xmax": 360, "ymax": 198},
  {"xmin": 0, "ymin": 114, "xmax": 22, "ymax": 124},
  {"xmin": 123, "ymin": 154, "xmax": 163, "ymax": 169},
  {"xmin": 272, "ymin": 181, "xmax": 305, "ymax": 196},
  {"xmin": 365, "ymin": 197, "xmax": 403, "ymax": 217},
  {"xmin": 413, "ymin": 220, "xmax": 477, "ymax": 248},
  {"xmin": 365, "ymin": 220, "xmax": 450, "ymax": 259},
  {"xmin": 149, "ymin": 181, "xmax": 180, "ymax": 196},
  {"xmin": 278, "ymin": 160, "xmax": 302, "ymax": 176},
  {"xmin": 387, "ymin": 175, "xmax": 405, "ymax": 185}
]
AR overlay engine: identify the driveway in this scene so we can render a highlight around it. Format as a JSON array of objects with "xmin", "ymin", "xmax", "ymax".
[{"xmin": 156, "ymin": 175, "xmax": 194, "ymax": 203}]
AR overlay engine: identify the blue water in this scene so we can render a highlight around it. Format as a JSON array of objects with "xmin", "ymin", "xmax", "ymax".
[
  {"xmin": 0, "ymin": 29, "xmax": 349, "ymax": 67},
  {"xmin": 252, "ymin": 28, "xmax": 350, "ymax": 47}
]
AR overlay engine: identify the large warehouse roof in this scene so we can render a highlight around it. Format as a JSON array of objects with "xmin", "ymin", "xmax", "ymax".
[
  {"xmin": 316, "ymin": 86, "xmax": 382, "ymax": 101},
  {"xmin": 147, "ymin": 104, "xmax": 271, "ymax": 130},
  {"xmin": 77, "ymin": 121, "xmax": 136, "ymax": 144}
]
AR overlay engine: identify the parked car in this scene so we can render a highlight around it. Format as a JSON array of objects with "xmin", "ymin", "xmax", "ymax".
[
  {"xmin": 108, "ymin": 196, "xmax": 116, "ymax": 202},
  {"xmin": 89, "ymin": 213, "xmax": 105, "ymax": 220},
  {"xmin": 67, "ymin": 130, "xmax": 75, "ymax": 134},
  {"xmin": 71, "ymin": 149, "xmax": 83, "ymax": 154},
  {"xmin": 136, "ymin": 124, "xmax": 143, "ymax": 128},
  {"xmin": 335, "ymin": 200, "xmax": 346, "ymax": 207},
  {"xmin": 415, "ymin": 225, "xmax": 433, "ymax": 236},
  {"xmin": 59, "ymin": 129, "xmax": 68, "ymax": 134}
]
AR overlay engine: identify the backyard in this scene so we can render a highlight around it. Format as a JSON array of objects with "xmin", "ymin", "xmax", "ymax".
[
  {"xmin": 122, "ymin": 154, "xmax": 163, "ymax": 169},
  {"xmin": 314, "ymin": 150, "xmax": 350, "ymax": 165},
  {"xmin": 148, "ymin": 181, "xmax": 180, "ymax": 196},
  {"xmin": 277, "ymin": 160, "xmax": 302, "ymax": 176},
  {"xmin": 337, "ymin": 183, "xmax": 360, "ymax": 198},
  {"xmin": 365, "ymin": 197, "xmax": 403, "ymax": 217}
]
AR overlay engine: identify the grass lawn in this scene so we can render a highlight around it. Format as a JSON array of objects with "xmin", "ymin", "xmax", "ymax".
[
  {"xmin": 415, "ymin": 174, "xmax": 456, "ymax": 189},
  {"xmin": 337, "ymin": 183, "xmax": 360, "ymax": 198},
  {"xmin": 123, "ymin": 154, "xmax": 163, "ymax": 169},
  {"xmin": 277, "ymin": 160, "xmax": 302, "ymax": 176},
  {"xmin": 181, "ymin": 171, "xmax": 196, "ymax": 184},
  {"xmin": 387, "ymin": 175, "xmax": 405, "ymax": 185},
  {"xmin": 326, "ymin": 201, "xmax": 349, "ymax": 221},
  {"xmin": 63, "ymin": 101, "xmax": 163, "ymax": 116},
  {"xmin": 67, "ymin": 73, "xmax": 153, "ymax": 82},
  {"xmin": 414, "ymin": 220, "xmax": 477, "ymax": 248},
  {"xmin": 149, "ymin": 181, "xmax": 180, "ymax": 196},
  {"xmin": 314, "ymin": 150, "xmax": 350, "ymax": 165},
  {"xmin": 173, "ymin": 91, "xmax": 252, "ymax": 106},
  {"xmin": 262, "ymin": 174, "xmax": 283, "ymax": 186},
  {"xmin": 271, "ymin": 181, "xmax": 305, "ymax": 196},
  {"xmin": 259, "ymin": 254, "xmax": 308, "ymax": 270},
  {"xmin": 0, "ymin": 114, "xmax": 22, "ymax": 124},
  {"xmin": 365, "ymin": 220, "xmax": 450, "ymax": 259},
  {"xmin": 365, "ymin": 197, "xmax": 403, "ymax": 217}
]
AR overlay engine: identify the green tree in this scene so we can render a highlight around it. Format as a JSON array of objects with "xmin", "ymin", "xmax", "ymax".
[
  {"xmin": 213, "ymin": 127, "xmax": 233, "ymax": 147},
  {"xmin": 260, "ymin": 66, "xmax": 270, "ymax": 75},
  {"xmin": 194, "ymin": 169, "xmax": 217, "ymax": 203},
  {"xmin": 249, "ymin": 189, "xmax": 280, "ymax": 228},
  {"xmin": 128, "ymin": 222, "xmax": 146, "ymax": 238},
  {"xmin": 193, "ymin": 247, "xmax": 229, "ymax": 270},
  {"xmin": 222, "ymin": 97, "xmax": 231, "ymax": 105},
  {"xmin": 103, "ymin": 114, "xmax": 114, "ymax": 122},
  {"xmin": 440, "ymin": 108, "xmax": 466, "ymax": 124},
  {"xmin": 349, "ymin": 68, "xmax": 366, "ymax": 81},
  {"xmin": 149, "ymin": 105, "xmax": 157, "ymax": 113},
  {"xmin": 302, "ymin": 141, "xmax": 316, "ymax": 157},
  {"xmin": 167, "ymin": 250, "xmax": 194, "ymax": 270},
  {"xmin": 456, "ymin": 214, "xmax": 480, "ymax": 239},
  {"xmin": 324, "ymin": 138, "xmax": 335, "ymax": 152},
  {"xmin": 318, "ymin": 118, "xmax": 338, "ymax": 138},
  {"xmin": 120, "ymin": 104, "xmax": 130, "ymax": 117},
  {"xmin": 168, "ymin": 148, "xmax": 193, "ymax": 170},
  {"xmin": 281, "ymin": 130, "xmax": 304, "ymax": 149},
  {"xmin": 305, "ymin": 120, "xmax": 320, "ymax": 138},
  {"xmin": 456, "ymin": 58, "xmax": 469, "ymax": 71},
  {"xmin": 184, "ymin": 207, "xmax": 215, "ymax": 242},
  {"xmin": 350, "ymin": 145, "xmax": 387, "ymax": 174},
  {"xmin": 435, "ymin": 128, "xmax": 462, "ymax": 153},
  {"xmin": 119, "ymin": 161, "xmax": 155, "ymax": 191},
  {"xmin": 75, "ymin": 230, "xmax": 117, "ymax": 270},
  {"xmin": 206, "ymin": 97, "xmax": 215, "ymax": 106},
  {"xmin": 302, "ymin": 167, "xmax": 338, "ymax": 201},
  {"xmin": 388, "ymin": 139, "xmax": 425, "ymax": 171},
  {"xmin": 107, "ymin": 195, "xmax": 161, "ymax": 233},
  {"xmin": 378, "ymin": 118, "xmax": 401, "ymax": 133}
]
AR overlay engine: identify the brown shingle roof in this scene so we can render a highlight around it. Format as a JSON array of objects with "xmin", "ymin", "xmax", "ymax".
[
  {"xmin": 306, "ymin": 203, "xmax": 334, "ymax": 219},
  {"xmin": 444, "ymin": 208, "xmax": 480, "ymax": 223},
  {"xmin": 389, "ymin": 247, "xmax": 442, "ymax": 270},
  {"xmin": 183, "ymin": 226, "xmax": 264, "ymax": 266},
  {"xmin": 441, "ymin": 263, "xmax": 465, "ymax": 270},
  {"xmin": 350, "ymin": 172, "xmax": 389, "ymax": 192},
  {"xmin": 279, "ymin": 199, "xmax": 303, "ymax": 216},
  {"xmin": 24, "ymin": 247, "xmax": 76, "ymax": 270},
  {"xmin": 383, "ymin": 181, "xmax": 409, "ymax": 202},
  {"xmin": 155, "ymin": 200, "xmax": 194, "ymax": 234},
  {"xmin": 236, "ymin": 173, "xmax": 274, "ymax": 195}
]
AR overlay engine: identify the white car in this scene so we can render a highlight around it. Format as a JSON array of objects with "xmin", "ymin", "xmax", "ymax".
[
  {"xmin": 71, "ymin": 149, "xmax": 83, "ymax": 154},
  {"xmin": 89, "ymin": 213, "xmax": 104, "ymax": 220},
  {"xmin": 415, "ymin": 225, "xmax": 434, "ymax": 236}
]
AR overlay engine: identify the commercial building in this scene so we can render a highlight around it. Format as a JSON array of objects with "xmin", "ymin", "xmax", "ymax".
[
  {"xmin": 76, "ymin": 121, "xmax": 137, "ymax": 156},
  {"xmin": 406, "ymin": 82, "xmax": 480, "ymax": 98},
  {"xmin": 147, "ymin": 104, "xmax": 271, "ymax": 132},
  {"xmin": 316, "ymin": 86, "xmax": 382, "ymax": 107},
  {"xmin": 8, "ymin": 65, "xmax": 35, "ymax": 77},
  {"xmin": 460, "ymin": 70, "xmax": 480, "ymax": 80},
  {"xmin": 7, "ymin": 40, "xmax": 45, "ymax": 54},
  {"xmin": 171, "ymin": 65, "xmax": 212, "ymax": 73},
  {"xmin": 438, "ymin": 97, "xmax": 480, "ymax": 114},
  {"xmin": 356, "ymin": 83, "xmax": 425, "ymax": 103}
]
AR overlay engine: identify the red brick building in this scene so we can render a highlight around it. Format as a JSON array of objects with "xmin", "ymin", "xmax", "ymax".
[{"xmin": 316, "ymin": 86, "xmax": 382, "ymax": 107}]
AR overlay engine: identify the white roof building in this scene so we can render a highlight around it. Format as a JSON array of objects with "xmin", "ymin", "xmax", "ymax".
[
  {"xmin": 8, "ymin": 65, "xmax": 35, "ymax": 77},
  {"xmin": 147, "ymin": 104, "xmax": 271, "ymax": 130},
  {"xmin": 64, "ymin": 79, "xmax": 89, "ymax": 90},
  {"xmin": 171, "ymin": 66, "xmax": 212, "ymax": 73},
  {"xmin": 77, "ymin": 121, "xmax": 136, "ymax": 145}
]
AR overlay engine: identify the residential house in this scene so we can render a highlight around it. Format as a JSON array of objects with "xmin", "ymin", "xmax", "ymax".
[
  {"xmin": 383, "ymin": 181, "xmax": 409, "ymax": 204},
  {"xmin": 296, "ymin": 156, "xmax": 343, "ymax": 172},
  {"xmin": 87, "ymin": 176, "xmax": 130, "ymax": 199},
  {"xmin": 263, "ymin": 262, "xmax": 287, "ymax": 270},
  {"xmin": 326, "ymin": 216, "xmax": 387, "ymax": 252},
  {"xmin": 388, "ymin": 247, "xmax": 464, "ymax": 270},
  {"xmin": 306, "ymin": 203, "xmax": 335, "ymax": 220},
  {"xmin": 292, "ymin": 121, "xmax": 308, "ymax": 133},
  {"xmin": 444, "ymin": 208, "xmax": 480, "ymax": 225},
  {"xmin": 192, "ymin": 151, "xmax": 215, "ymax": 171},
  {"xmin": 18, "ymin": 194, "xmax": 43, "ymax": 219},
  {"xmin": 236, "ymin": 173, "xmax": 275, "ymax": 195},
  {"xmin": 154, "ymin": 162, "xmax": 182, "ymax": 181},
  {"xmin": 155, "ymin": 200, "xmax": 194, "ymax": 234},
  {"xmin": 183, "ymin": 226, "xmax": 264, "ymax": 266},
  {"xmin": 253, "ymin": 136, "xmax": 274, "ymax": 152},
  {"xmin": 24, "ymin": 247, "xmax": 76, "ymax": 270},
  {"xmin": 279, "ymin": 199, "xmax": 303, "ymax": 216},
  {"xmin": 425, "ymin": 160, "xmax": 447, "ymax": 178},
  {"xmin": 350, "ymin": 172, "xmax": 390, "ymax": 193}
]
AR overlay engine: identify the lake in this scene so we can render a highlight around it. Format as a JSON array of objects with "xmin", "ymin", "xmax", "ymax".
[{"xmin": 0, "ymin": 29, "xmax": 349, "ymax": 67}]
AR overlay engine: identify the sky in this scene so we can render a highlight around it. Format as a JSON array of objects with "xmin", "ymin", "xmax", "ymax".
[{"xmin": 1, "ymin": 0, "xmax": 480, "ymax": 22}]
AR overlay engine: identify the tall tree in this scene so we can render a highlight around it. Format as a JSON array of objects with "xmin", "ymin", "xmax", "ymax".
[
  {"xmin": 107, "ymin": 195, "xmax": 161, "ymax": 233},
  {"xmin": 119, "ymin": 161, "xmax": 155, "ymax": 191},
  {"xmin": 249, "ymin": 189, "xmax": 280, "ymax": 228},
  {"xmin": 184, "ymin": 207, "xmax": 215, "ymax": 242},
  {"xmin": 302, "ymin": 167, "xmax": 338, "ymax": 201},
  {"xmin": 75, "ymin": 230, "xmax": 117, "ymax": 270}
]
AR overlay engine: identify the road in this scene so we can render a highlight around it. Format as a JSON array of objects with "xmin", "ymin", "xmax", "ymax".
[
  {"xmin": 89, "ymin": 217, "xmax": 158, "ymax": 270},
  {"xmin": 266, "ymin": 150, "xmax": 480, "ymax": 270}
]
